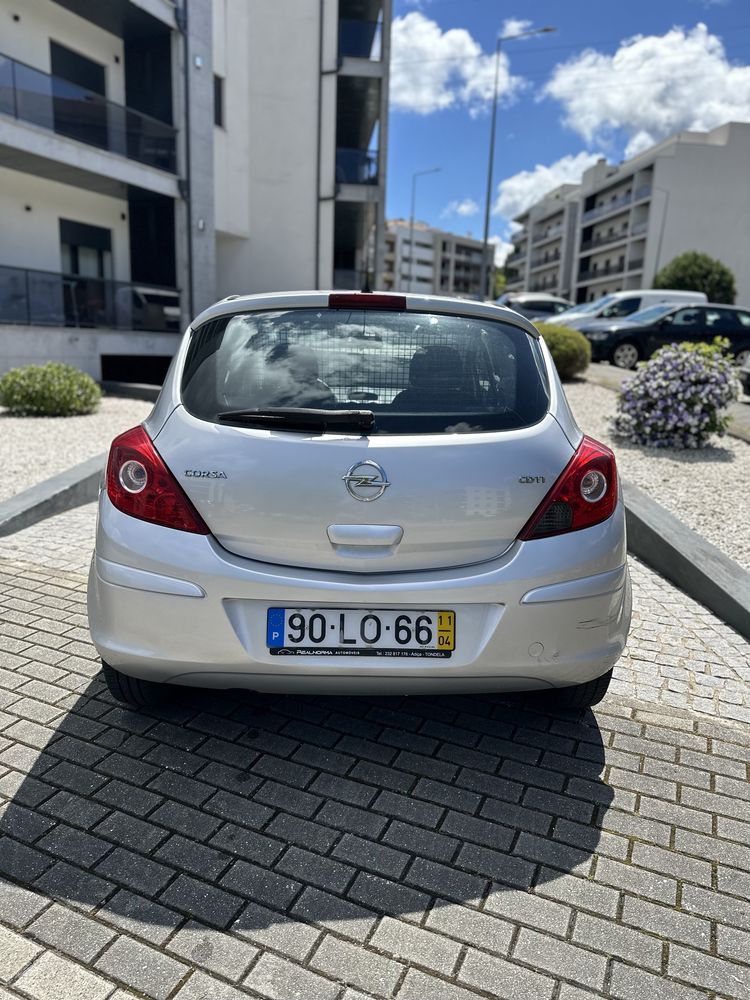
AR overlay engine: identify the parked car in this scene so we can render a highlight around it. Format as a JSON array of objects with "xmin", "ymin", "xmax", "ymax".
[
  {"xmin": 738, "ymin": 351, "xmax": 750, "ymax": 395},
  {"xmin": 89, "ymin": 291, "xmax": 631, "ymax": 710},
  {"xmin": 555, "ymin": 289, "xmax": 707, "ymax": 331},
  {"xmin": 496, "ymin": 292, "xmax": 573, "ymax": 321},
  {"xmin": 580, "ymin": 302, "xmax": 750, "ymax": 368}
]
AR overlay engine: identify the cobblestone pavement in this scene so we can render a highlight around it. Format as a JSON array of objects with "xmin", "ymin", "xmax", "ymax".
[{"xmin": 0, "ymin": 505, "xmax": 749, "ymax": 1000}]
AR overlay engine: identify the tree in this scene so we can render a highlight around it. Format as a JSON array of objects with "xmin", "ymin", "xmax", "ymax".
[
  {"xmin": 653, "ymin": 251, "xmax": 736, "ymax": 304},
  {"xmin": 494, "ymin": 269, "xmax": 507, "ymax": 299}
]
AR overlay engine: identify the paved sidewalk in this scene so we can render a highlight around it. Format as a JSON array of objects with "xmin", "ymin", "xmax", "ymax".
[{"xmin": 0, "ymin": 505, "xmax": 749, "ymax": 1000}]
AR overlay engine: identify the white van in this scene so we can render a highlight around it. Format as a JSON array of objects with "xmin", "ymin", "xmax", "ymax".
[{"xmin": 555, "ymin": 289, "xmax": 707, "ymax": 330}]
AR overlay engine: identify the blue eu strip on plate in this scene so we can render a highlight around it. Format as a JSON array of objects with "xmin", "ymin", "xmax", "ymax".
[{"xmin": 266, "ymin": 608, "xmax": 285, "ymax": 647}]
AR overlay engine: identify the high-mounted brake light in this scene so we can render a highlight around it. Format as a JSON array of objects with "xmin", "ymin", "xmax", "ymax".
[
  {"xmin": 106, "ymin": 425, "xmax": 210, "ymax": 534},
  {"xmin": 328, "ymin": 293, "xmax": 406, "ymax": 311},
  {"xmin": 518, "ymin": 436, "xmax": 618, "ymax": 541}
]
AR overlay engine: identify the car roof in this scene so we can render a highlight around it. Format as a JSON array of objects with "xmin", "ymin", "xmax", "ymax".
[
  {"xmin": 506, "ymin": 292, "xmax": 570, "ymax": 303},
  {"xmin": 191, "ymin": 290, "xmax": 542, "ymax": 338}
]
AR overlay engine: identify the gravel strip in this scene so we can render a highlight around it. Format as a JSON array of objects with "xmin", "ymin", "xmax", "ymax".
[
  {"xmin": 565, "ymin": 380, "xmax": 750, "ymax": 570},
  {"xmin": 0, "ymin": 395, "xmax": 152, "ymax": 503}
]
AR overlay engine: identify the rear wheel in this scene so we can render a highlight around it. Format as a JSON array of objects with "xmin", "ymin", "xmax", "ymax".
[
  {"xmin": 556, "ymin": 669, "xmax": 613, "ymax": 709},
  {"xmin": 101, "ymin": 661, "xmax": 167, "ymax": 708},
  {"xmin": 734, "ymin": 347, "xmax": 750, "ymax": 367},
  {"xmin": 610, "ymin": 341, "xmax": 640, "ymax": 369}
]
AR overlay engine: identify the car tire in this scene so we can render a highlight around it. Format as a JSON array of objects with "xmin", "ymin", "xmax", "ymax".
[
  {"xmin": 101, "ymin": 661, "xmax": 167, "ymax": 708},
  {"xmin": 610, "ymin": 341, "xmax": 640, "ymax": 369},
  {"xmin": 555, "ymin": 669, "xmax": 613, "ymax": 709},
  {"xmin": 734, "ymin": 348, "xmax": 750, "ymax": 367}
]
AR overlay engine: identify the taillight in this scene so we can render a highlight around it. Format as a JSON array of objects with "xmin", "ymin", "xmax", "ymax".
[
  {"xmin": 518, "ymin": 436, "xmax": 618, "ymax": 541},
  {"xmin": 106, "ymin": 425, "xmax": 210, "ymax": 534},
  {"xmin": 328, "ymin": 293, "xmax": 406, "ymax": 310}
]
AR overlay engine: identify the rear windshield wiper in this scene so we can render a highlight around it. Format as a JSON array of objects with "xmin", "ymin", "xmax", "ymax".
[{"xmin": 216, "ymin": 407, "xmax": 375, "ymax": 432}]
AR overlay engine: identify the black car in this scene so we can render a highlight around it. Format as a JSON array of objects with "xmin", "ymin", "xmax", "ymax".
[{"xmin": 579, "ymin": 303, "xmax": 750, "ymax": 368}]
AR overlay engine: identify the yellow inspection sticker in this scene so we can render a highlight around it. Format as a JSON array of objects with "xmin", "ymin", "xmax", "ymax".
[{"xmin": 436, "ymin": 611, "xmax": 456, "ymax": 651}]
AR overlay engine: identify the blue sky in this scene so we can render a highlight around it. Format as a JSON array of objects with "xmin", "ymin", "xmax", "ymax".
[{"xmin": 385, "ymin": 0, "xmax": 750, "ymax": 261}]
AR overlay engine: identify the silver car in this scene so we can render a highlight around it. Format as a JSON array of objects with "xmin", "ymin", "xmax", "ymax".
[{"xmin": 88, "ymin": 291, "xmax": 631, "ymax": 709}]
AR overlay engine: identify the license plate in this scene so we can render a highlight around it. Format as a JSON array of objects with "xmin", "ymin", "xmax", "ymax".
[{"xmin": 266, "ymin": 608, "xmax": 455, "ymax": 657}]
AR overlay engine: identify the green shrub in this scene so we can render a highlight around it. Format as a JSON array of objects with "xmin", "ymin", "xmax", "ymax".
[
  {"xmin": 0, "ymin": 362, "xmax": 101, "ymax": 416},
  {"xmin": 537, "ymin": 323, "xmax": 591, "ymax": 380}
]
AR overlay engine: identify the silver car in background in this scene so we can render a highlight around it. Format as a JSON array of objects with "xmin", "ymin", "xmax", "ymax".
[{"xmin": 88, "ymin": 291, "xmax": 631, "ymax": 709}]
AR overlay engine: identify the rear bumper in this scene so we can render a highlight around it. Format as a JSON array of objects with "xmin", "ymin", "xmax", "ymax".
[{"xmin": 88, "ymin": 493, "xmax": 631, "ymax": 694}]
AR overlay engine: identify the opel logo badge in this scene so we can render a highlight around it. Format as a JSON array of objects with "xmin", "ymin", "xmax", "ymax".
[{"xmin": 342, "ymin": 460, "xmax": 390, "ymax": 502}]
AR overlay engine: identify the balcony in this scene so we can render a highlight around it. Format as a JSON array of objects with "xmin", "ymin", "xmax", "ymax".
[
  {"xmin": 633, "ymin": 184, "xmax": 652, "ymax": 202},
  {"xmin": 529, "ymin": 278, "xmax": 558, "ymax": 292},
  {"xmin": 530, "ymin": 250, "xmax": 560, "ymax": 270},
  {"xmin": 581, "ymin": 192, "xmax": 632, "ymax": 224},
  {"xmin": 531, "ymin": 223, "xmax": 563, "ymax": 245},
  {"xmin": 631, "ymin": 221, "xmax": 649, "ymax": 237},
  {"xmin": 628, "ymin": 258, "xmax": 645, "ymax": 271},
  {"xmin": 580, "ymin": 231, "xmax": 629, "ymax": 253},
  {"xmin": 339, "ymin": 19, "xmax": 382, "ymax": 60},
  {"xmin": 0, "ymin": 52, "xmax": 176, "ymax": 173},
  {"xmin": 578, "ymin": 261, "xmax": 625, "ymax": 282},
  {"xmin": 0, "ymin": 265, "xmax": 180, "ymax": 332},
  {"xmin": 336, "ymin": 148, "xmax": 378, "ymax": 185}
]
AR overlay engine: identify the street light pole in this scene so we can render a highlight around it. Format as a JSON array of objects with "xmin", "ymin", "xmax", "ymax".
[
  {"xmin": 408, "ymin": 166, "xmax": 441, "ymax": 292},
  {"xmin": 481, "ymin": 25, "xmax": 556, "ymax": 300}
]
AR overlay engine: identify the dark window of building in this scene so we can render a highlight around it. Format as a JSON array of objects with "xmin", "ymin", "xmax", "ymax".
[
  {"xmin": 214, "ymin": 74, "xmax": 224, "ymax": 127},
  {"xmin": 50, "ymin": 41, "xmax": 105, "ymax": 95}
]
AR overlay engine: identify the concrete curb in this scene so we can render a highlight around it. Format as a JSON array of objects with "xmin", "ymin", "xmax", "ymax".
[
  {"xmin": 623, "ymin": 479, "xmax": 750, "ymax": 640},
  {"xmin": 0, "ymin": 453, "xmax": 106, "ymax": 538}
]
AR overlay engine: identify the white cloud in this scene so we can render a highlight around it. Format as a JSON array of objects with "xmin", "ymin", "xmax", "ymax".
[
  {"xmin": 501, "ymin": 18, "xmax": 533, "ymax": 39},
  {"xmin": 442, "ymin": 198, "xmax": 479, "ymax": 218},
  {"xmin": 543, "ymin": 23, "xmax": 750, "ymax": 158},
  {"xmin": 390, "ymin": 12, "xmax": 524, "ymax": 115},
  {"xmin": 493, "ymin": 151, "xmax": 601, "ymax": 220},
  {"xmin": 489, "ymin": 235, "xmax": 514, "ymax": 267}
]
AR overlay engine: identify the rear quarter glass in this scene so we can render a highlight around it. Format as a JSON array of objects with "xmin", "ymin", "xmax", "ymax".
[{"xmin": 180, "ymin": 308, "xmax": 549, "ymax": 434}]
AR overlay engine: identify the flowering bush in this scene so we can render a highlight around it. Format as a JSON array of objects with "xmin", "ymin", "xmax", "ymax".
[{"xmin": 612, "ymin": 337, "xmax": 740, "ymax": 448}]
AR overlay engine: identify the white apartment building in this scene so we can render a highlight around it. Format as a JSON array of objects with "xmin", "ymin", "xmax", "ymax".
[
  {"xmin": 0, "ymin": 0, "xmax": 391, "ymax": 381},
  {"xmin": 382, "ymin": 220, "xmax": 489, "ymax": 298},
  {"xmin": 505, "ymin": 122, "xmax": 750, "ymax": 307},
  {"xmin": 505, "ymin": 184, "xmax": 579, "ymax": 299}
]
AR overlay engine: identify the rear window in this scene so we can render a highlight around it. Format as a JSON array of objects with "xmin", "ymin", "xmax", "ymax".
[{"xmin": 181, "ymin": 308, "xmax": 549, "ymax": 435}]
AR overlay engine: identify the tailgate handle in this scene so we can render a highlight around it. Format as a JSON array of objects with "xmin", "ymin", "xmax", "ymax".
[{"xmin": 327, "ymin": 524, "xmax": 403, "ymax": 547}]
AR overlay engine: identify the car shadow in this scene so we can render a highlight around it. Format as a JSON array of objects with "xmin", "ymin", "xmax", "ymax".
[{"xmin": 0, "ymin": 677, "xmax": 614, "ymax": 942}]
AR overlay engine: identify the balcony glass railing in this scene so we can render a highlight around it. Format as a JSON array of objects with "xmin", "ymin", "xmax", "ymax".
[
  {"xmin": 0, "ymin": 265, "xmax": 181, "ymax": 332},
  {"xmin": 339, "ymin": 19, "xmax": 382, "ymax": 60},
  {"xmin": 578, "ymin": 261, "xmax": 626, "ymax": 281},
  {"xmin": 581, "ymin": 192, "xmax": 632, "ymax": 224},
  {"xmin": 531, "ymin": 224, "xmax": 563, "ymax": 245},
  {"xmin": 336, "ymin": 148, "xmax": 379, "ymax": 184},
  {"xmin": 580, "ymin": 230, "xmax": 629, "ymax": 253},
  {"xmin": 0, "ymin": 53, "xmax": 176, "ymax": 173},
  {"xmin": 530, "ymin": 250, "xmax": 561, "ymax": 269},
  {"xmin": 633, "ymin": 184, "xmax": 652, "ymax": 201}
]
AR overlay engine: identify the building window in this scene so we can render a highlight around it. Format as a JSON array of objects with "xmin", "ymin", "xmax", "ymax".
[{"xmin": 214, "ymin": 74, "xmax": 224, "ymax": 127}]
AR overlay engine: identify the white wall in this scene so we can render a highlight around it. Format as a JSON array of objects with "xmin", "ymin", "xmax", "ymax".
[
  {"xmin": 649, "ymin": 129, "xmax": 750, "ymax": 304},
  {"xmin": 0, "ymin": 326, "xmax": 178, "ymax": 379},
  {"xmin": 0, "ymin": 166, "xmax": 130, "ymax": 278},
  {"xmin": 212, "ymin": 0, "xmax": 251, "ymax": 240},
  {"xmin": 212, "ymin": 0, "xmax": 329, "ymax": 296},
  {"xmin": 0, "ymin": 0, "xmax": 125, "ymax": 103}
]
